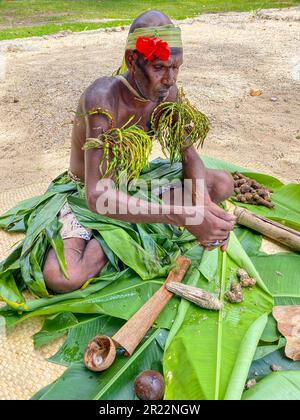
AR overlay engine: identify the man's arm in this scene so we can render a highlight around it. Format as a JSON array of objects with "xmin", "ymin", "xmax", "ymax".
[
  {"xmin": 182, "ymin": 145, "xmax": 211, "ymax": 204},
  {"xmin": 85, "ymin": 146, "xmax": 184, "ymax": 225},
  {"xmin": 83, "ymin": 90, "xmax": 184, "ymax": 226}
]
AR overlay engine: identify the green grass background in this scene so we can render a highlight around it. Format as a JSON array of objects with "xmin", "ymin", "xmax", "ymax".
[{"xmin": 0, "ymin": 0, "xmax": 299, "ymax": 40}]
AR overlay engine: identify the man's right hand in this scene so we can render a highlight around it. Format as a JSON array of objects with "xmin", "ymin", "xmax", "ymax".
[{"xmin": 179, "ymin": 201, "xmax": 235, "ymax": 249}]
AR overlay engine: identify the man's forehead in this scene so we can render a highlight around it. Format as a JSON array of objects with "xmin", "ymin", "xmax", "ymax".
[{"xmin": 152, "ymin": 51, "xmax": 183, "ymax": 66}]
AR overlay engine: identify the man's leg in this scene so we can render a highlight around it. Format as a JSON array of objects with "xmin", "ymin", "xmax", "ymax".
[
  {"xmin": 205, "ymin": 169, "xmax": 234, "ymax": 204},
  {"xmin": 43, "ymin": 237, "xmax": 107, "ymax": 294}
]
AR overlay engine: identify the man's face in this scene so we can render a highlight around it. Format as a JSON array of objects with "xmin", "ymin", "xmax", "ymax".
[{"xmin": 133, "ymin": 50, "xmax": 183, "ymax": 102}]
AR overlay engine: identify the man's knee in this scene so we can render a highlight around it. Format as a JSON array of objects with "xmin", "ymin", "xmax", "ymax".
[
  {"xmin": 43, "ymin": 262, "xmax": 81, "ymax": 294},
  {"xmin": 208, "ymin": 170, "xmax": 234, "ymax": 204},
  {"xmin": 43, "ymin": 240, "xmax": 107, "ymax": 294}
]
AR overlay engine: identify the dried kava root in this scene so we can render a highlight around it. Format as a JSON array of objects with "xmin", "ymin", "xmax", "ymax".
[
  {"xmin": 237, "ymin": 268, "xmax": 256, "ymax": 288},
  {"xmin": 232, "ymin": 172, "xmax": 274, "ymax": 208},
  {"xmin": 166, "ymin": 282, "xmax": 223, "ymax": 311},
  {"xmin": 225, "ymin": 282, "xmax": 244, "ymax": 303}
]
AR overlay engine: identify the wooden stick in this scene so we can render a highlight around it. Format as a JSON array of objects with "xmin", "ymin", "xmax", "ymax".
[
  {"xmin": 112, "ymin": 256, "xmax": 191, "ymax": 356},
  {"xmin": 166, "ymin": 282, "xmax": 222, "ymax": 311},
  {"xmin": 234, "ymin": 207, "xmax": 300, "ymax": 252}
]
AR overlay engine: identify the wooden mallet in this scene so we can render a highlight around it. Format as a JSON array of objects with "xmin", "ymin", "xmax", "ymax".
[{"xmin": 84, "ymin": 255, "xmax": 191, "ymax": 372}]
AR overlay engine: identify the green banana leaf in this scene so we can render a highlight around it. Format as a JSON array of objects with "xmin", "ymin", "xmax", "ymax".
[
  {"xmin": 93, "ymin": 232, "xmax": 120, "ymax": 271},
  {"xmin": 248, "ymin": 348, "xmax": 300, "ymax": 382},
  {"xmin": 20, "ymin": 234, "xmax": 49, "ymax": 297},
  {"xmin": 253, "ymin": 337, "xmax": 286, "ymax": 361},
  {"xmin": 275, "ymin": 296, "xmax": 300, "ymax": 305},
  {"xmin": 45, "ymin": 218, "xmax": 68, "ymax": 278},
  {"xmin": 0, "ymin": 273, "xmax": 180, "ymax": 330},
  {"xmin": 251, "ymin": 251, "xmax": 300, "ymax": 371},
  {"xmin": 33, "ymin": 312, "xmax": 79, "ymax": 348},
  {"xmin": 0, "ymin": 269, "xmax": 131, "ymax": 327},
  {"xmin": 260, "ymin": 314, "xmax": 281, "ymax": 343},
  {"xmin": 234, "ymin": 226, "xmax": 262, "ymax": 257},
  {"xmin": 0, "ymin": 244, "xmax": 26, "ymax": 310},
  {"xmin": 0, "ymin": 192, "xmax": 55, "ymax": 232},
  {"xmin": 48, "ymin": 315, "xmax": 124, "ymax": 366},
  {"xmin": 21, "ymin": 193, "xmax": 68, "ymax": 257},
  {"xmin": 165, "ymin": 267, "xmax": 201, "ymax": 350},
  {"xmin": 1, "ymin": 156, "xmax": 298, "ymax": 310},
  {"xmin": 251, "ymin": 253, "xmax": 300, "ymax": 298},
  {"xmin": 242, "ymin": 371, "xmax": 300, "ymax": 400},
  {"xmin": 1, "ymin": 156, "xmax": 299, "ymax": 401},
  {"xmin": 163, "ymin": 233, "xmax": 273, "ymax": 400},
  {"xmin": 32, "ymin": 327, "xmax": 167, "ymax": 400}
]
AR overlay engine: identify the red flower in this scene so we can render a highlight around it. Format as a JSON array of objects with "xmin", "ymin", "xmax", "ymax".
[{"xmin": 135, "ymin": 36, "xmax": 170, "ymax": 61}]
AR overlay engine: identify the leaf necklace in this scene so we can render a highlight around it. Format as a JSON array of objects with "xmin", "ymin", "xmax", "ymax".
[{"xmin": 115, "ymin": 75, "xmax": 151, "ymax": 103}]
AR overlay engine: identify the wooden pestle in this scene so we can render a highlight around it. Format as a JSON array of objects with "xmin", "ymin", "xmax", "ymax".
[
  {"xmin": 234, "ymin": 207, "xmax": 300, "ymax": 252},
  {"xmin": 84, "ymin": 256, "xmax": 191, "ymax": 371}
]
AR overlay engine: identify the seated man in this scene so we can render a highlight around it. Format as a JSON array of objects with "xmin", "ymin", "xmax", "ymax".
[{"xmin": 43, "ymin": 10, "xmax": 235, "ymax": 294}]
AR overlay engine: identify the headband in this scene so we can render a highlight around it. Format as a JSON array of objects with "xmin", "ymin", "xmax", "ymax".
[
  {"xmin": 114, "ymin": 24, "xmax": 182, "ymax": 75},
  {"xmin": 125, "ymin": 24, "xmax": 182, "ymax": 50}
]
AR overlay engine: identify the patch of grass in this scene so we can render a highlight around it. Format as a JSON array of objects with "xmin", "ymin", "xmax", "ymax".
[
  {"xmin": 0, "ymin": 0, "xmax": 299, "ymax": 40},
  {"xmin": 0, "ymin": 20, "xmax": 129, "ymax": 41}
]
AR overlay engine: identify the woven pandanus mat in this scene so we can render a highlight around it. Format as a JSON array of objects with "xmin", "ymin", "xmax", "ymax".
[{"xmin": 0, "ymin": 183, "xmax": 66, "ymax": 400}]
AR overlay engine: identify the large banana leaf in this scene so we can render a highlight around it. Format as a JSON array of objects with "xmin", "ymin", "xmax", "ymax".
[
  {"xmin": 0, "ymin": 269, "xmax": 132, "ymax": 327},
  {"xmin": 163, "ymin": 233, "xmax": 273, "ymax": 400},
  {"xmin": 0, "ymin": 273, "xmax": 179, "ymax": 330},
  {"xmin": 242, "ymin": 371, "xmax": 300, "ymax": 400},
  {"xmin": 33, "ymin": 312, "xmax": 79, "ymax": 348},
  {"xmin": 165, "ymin": 267, "xmax": 201, "ymax": 350},
  {"xmin": 234, "ymin": 226, "xmax": 262, "ymax": 257},
  {"xmin": 251, "ymin": 253, "xmax": 300, "ymax": 298},
  {"xmin": 48, "ymin": 315, "xmax": 124, "ymax": 366},
  {"xmin": 0, "ymin": 267, "xmax": 132, "ymax": 320},
  {"xmin": 33, "ymin": 327, "xmax": 167, "ymax": 400}
]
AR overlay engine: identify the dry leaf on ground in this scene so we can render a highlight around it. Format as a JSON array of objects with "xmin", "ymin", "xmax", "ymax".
[
  {"xmin": 273, "ymin": 306, "xmax": 300, "ymax": 361},
  {"xmin": 249, "ymin": 89, "xmax": 263, "ymax": 97}
]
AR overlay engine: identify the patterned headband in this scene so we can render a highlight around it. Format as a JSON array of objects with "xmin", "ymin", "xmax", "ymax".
[{"xmin": 125, "ymin": 24, "xmax": 182, "ymax": 50}]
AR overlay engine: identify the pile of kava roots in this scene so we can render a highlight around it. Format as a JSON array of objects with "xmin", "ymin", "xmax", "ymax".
[
  {"xmin": 225, "ymin": 269, "xmax": 256, "ymax": 303},
  {"xmin": 232, "ymin": 172, "xmax": 274, "ymax": 208}
]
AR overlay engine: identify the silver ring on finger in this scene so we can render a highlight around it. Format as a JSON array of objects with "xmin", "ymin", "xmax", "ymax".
[{"xmin": 209, "ymin": 240, "xmax": 222, "ymax": 247}]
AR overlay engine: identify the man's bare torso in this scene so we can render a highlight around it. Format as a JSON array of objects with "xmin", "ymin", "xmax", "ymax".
[{"xmin": 69, "ymin": 76, "xmax": 177, "ymax": 181}]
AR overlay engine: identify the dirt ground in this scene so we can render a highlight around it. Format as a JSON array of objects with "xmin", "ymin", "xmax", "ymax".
[{"xmin": 0, "ymin": 7, "xmax": 299, "ymax": 192}]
